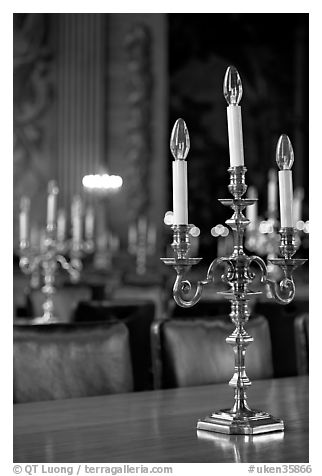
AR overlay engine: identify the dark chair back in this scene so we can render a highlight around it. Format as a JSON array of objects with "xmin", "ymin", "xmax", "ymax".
[
  {"xmin": 13, "ymin": 321, "xmax": 133, "ymax": 403},
  {"xmin": 294, "ymin": 313, "xmax": 309, "ymax": 375},
  {"xmin": 254, "ymin": 300, "xmax": 309, "ymax": 377},
  {"xmin": 73, "ymin": 299, "xmax": 155, "ymax": 391},
  {"xmin": 152, "ymin": 315, "xmax": 273, "ymax": 389}
]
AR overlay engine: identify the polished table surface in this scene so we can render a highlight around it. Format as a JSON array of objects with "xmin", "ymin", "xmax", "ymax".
[{"xmin": 14, "ymin": 376, "xmax": 308, "ymax": 463}]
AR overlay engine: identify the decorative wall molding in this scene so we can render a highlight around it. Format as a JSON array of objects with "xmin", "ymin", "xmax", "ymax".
[
  {"xmin": 124, "ymin": 23, "xmax": 153, "ymax": 222},
  {"xmin": 13, "ymin": 13, "xmax": 54, "ymax": 245}
]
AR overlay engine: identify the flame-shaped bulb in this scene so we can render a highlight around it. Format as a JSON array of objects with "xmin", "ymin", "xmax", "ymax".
[
  {"xmin": 223, "ymin": 66, "xmax": 243, "ymax": 105},
  {"xmin": 20, "ymin": 196, "xmax": 30, "ymax": 212},
  {"xmin": 170, "ymin": 118, "xmax": 190, "ymax": 160},
  {"xmin": 48, "ymin": 180, "xmax": 59, "ymax": 195},
  {"xmin": 276, "ymin": 134, "xmax": 294, "ymax": 170}
]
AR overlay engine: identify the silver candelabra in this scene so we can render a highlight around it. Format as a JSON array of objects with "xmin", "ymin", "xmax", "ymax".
[
  {"xmin": 161, "ymin": 65, "xmax": 307, "ymax": 435},
  {"xmin": 19, "ymin": 183, "xmax": 94, "ymax": 323},
  {"xmin": 162, "ymin": 166, "xmax": 306, "ymax": 434}
]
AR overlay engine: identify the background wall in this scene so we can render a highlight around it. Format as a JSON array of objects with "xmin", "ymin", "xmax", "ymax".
[
  {"xmin": 13, "ymin": 13, "xmax": 168, "ymax": 253},
  {"xmin": 168, "ymin": 13, "xmax": 308, "ymax": 260},
  {"xmin": 13, "ymin": 13, "xmax": 308, "ymax": 259}
]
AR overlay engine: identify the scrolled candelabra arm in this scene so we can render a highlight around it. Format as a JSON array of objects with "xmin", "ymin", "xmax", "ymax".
[
  {"xmin": 56, "ymin": 254, "xmax": 82, "ymax": 283},
  {"xmin": 206, "ymin": 256, "xmax": 234, "ymax": 284},
  {"xmin": 19, "ymin": 254, "xmax": 41, "ymax": 275},
  {"xmin": 248, "ymin": 255, "xmax": 268, "ymax": 284},
  {"xmin": 161, "ymin": 224, "xmax": 204, "ymax": 307},
  {"xmin": 172, "ymin": 272, "xmax": 207, "ymax": 308},
  {"xmin": 266, "ymin": 227, "xmax": 306, "ymax": 305},
  {"xmin": 162, "ymin": 226, "xmax": 234, "ymax": 308},
  {"xmin": 69, "ymin": 241, "xmax": 86, "ymax": 282},
  {"xmin": 19, "ymin": 236, "xmax": 43, "ymax": 275}
]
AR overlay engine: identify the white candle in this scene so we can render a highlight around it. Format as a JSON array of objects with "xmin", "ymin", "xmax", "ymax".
[
  {"xmin": 47, "ymin": 180, "xmax": 59, "ymax": 227},
  {"xmin": 267, "ymin": 169, "xmax": 277, "ymax": 216},
  {"xmin": 172, "ymin": 161, "xmax": 188, "ymax": 224},
  {"xmin": 246, "ymin": 186, "xmax": 258, "ymax": 231},
  {"xmin": 57, "ymin": 209, "xmax": 66, "ymax": 242},
  {"xmin": 276, "ymin": 135, "xmax": 294, "ymax": 228},
  {"xmin": 226, "ymin": 105, "xmax": 244, "ymax": 167},
  {"xmin": 71, "ymin": 196, "xmax": 83, "ymax": 244},
  {"xmin": 85, "ymin": 206, "xmax": 95, "ymax": 240},
  {"xmin": 19, "ymin": 196, "xmax": 30, "ymax": 243},
  {"xmin": 224, "ymin": 66, "xmax": 244, "ymax": 167},
  {"xmin": 170, "ymin": 119, "xmax": 189, "ymax": 225},
  {"xmin": 278, "ymin": 171, "xmax": 293, "ymax": 227}
]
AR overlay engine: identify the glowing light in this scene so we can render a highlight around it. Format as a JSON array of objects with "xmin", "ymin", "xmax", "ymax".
[
  {"xmin": 304, "ymin": 220, "xmax": 309, "ymax": 233},
  {"xmin": 190, "ymin": 226, "xmax": 200, "ymax": 237},
  {"xmin": 211, "ymin": 227, "xmax": 218, "ymax": 237},
  {"xmin": 82, "ymin": 174, "xmax": 123, "ymax": 191},
  {"xmin": 222, "ymin": 227, "xmax": 229, "ymax": 237},
  {"xmin": 215, "ymin": 224, "xmax": 224, "ymax": 235},
  {"xmin": 48, "ymin": 180, "xmax": 59, "ymax": 195},
  {"xmin": 296, "ymin": 220, "xmax": 305, "ymax": 231},
  {"xmin": 164, "ymin": 211, "xmax": 174, "ymax": 226},
  {"xmin": 211, "ymin": 224, "xmax": 229, "ymax": 237}
]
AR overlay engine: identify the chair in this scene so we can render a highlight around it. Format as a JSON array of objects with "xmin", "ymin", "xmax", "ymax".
[
  {"xmin": 170, "ymin": 299, "xmax": 231, "ymax": 319},
  {"xmin": 254, "ymin": 300, "xmax": 309, "ymax": 377},
  {"xmin": 13, "ymin": 321, "xmax": 133, "ymax": 403},
  {"xmin": 73, "ymin": 299, "xmax": 155, "ymax": 391},
  {"xmin": 294, "ymin": 313, "xmax": 309, "ymax": 375},
  {"xmin": 151, "ymin": 315, "xmax": 274, "ymax": 389},
  {"xmin": 13, "ymin": 271, "xmax": 30, "ymax": 318},
  {"xmin": 28, "ymin": 285, "xmax": 91, "ymax": 322},
  {"xmin": 113, "ymin": 283, "xmax": 165, "ymax": 321}
]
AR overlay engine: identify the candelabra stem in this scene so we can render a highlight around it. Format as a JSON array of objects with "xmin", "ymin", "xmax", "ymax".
[
  {"xmin": 227, "ymin": 324, "xmax": 252, "ymax": 390},
  {"xmin": 197, "ymin": 167, "xmax": 284, "ymax": 434},
  {"xmin": 41, "ymin": 257, "xmax": 57, "ymax": 322}
]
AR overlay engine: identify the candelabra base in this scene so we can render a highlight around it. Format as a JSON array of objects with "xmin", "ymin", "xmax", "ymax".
[
  {"xmin": 197, "ymin": 410, "xmax": 284, "ymax": 435},
  {"xmin": 31, "ymin": 315, "xmax": 60, "ymax": 325}
]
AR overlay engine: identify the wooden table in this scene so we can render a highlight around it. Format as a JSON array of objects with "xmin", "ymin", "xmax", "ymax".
[{"xmin": 13, "ymin": 376, "xmax": 309, "ymax": 463}]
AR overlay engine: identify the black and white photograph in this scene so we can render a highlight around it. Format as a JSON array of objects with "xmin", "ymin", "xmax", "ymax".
[{"xmin": 9, "ymin": 5, "xmax": 313, "ymax": 472}]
